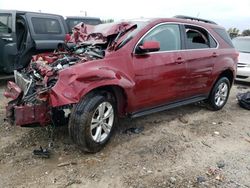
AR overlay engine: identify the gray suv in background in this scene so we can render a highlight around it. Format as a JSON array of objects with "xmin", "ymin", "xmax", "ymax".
[{"xmin": 0, "ymin": 10, "xmax": 101, "ymax": 74}]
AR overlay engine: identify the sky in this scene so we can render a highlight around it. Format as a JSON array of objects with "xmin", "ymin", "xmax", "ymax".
[{"xmin": 1, "ymin": 0, "xmax": 250, "ymax": 31}]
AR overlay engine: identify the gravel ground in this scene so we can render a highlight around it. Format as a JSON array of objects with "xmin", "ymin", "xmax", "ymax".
[{"xmin": 0, "ymin": 81, "xmax": 250, "ymax": 188}]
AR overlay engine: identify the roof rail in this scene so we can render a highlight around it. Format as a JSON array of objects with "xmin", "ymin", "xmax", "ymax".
[{"xmin": 174, "ymin": 15, "xmax": 217, "ymax": 25}]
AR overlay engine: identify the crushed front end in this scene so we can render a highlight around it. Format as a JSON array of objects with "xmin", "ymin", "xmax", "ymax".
[
  {"xmin": 4, "ymin": 21, "xmax": 137, "ymax": 127},
  {"xmin": 4, "ymin": 44, "xmax": 105, "ymax": 127},
  {"xmin": 5, "ymin": 71, "xmax": 51, "ymax": 127}
]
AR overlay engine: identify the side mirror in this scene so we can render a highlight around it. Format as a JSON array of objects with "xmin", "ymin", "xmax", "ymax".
[{"xmin": 136, "ymin": 41, "xmax": 160, "ymax": 54}]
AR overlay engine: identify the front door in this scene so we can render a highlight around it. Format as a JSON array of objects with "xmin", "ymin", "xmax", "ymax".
[{"xmin": 132, "ymin": 23, "xmax": 186, "ymax": 112}]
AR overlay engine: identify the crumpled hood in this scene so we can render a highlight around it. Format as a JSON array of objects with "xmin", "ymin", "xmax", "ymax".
[
  {"xmin": 68, "ymin": 21, "xmax": 137, "ymax": 44},
  {"xmin": 25, "ymin": 21, "xmax": 137, "ymax": 86}
]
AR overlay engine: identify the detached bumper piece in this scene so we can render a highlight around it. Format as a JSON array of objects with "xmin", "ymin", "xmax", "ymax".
[
  {"xmin": 5, "ymin": 81, "xmax": 51, "ymax": 127},
  {"xmin": 14, "ymin": 104, "xmax": 51, "ymax": 126}
]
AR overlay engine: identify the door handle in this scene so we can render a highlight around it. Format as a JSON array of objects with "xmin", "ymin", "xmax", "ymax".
[
  {"xmin": 175, "ymin": 57, "xmax": 185, "ymax": 64},
  {"xmin": 2, "ymin": 37, "xmax": 13, "ymax": 42},
  {"xmin": 212, "ymin": 52, "xmax": 218, "ymax": 57}
]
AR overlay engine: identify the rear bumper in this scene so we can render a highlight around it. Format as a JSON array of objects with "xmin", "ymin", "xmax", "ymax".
[
  {"xmin": 5, "ymin": 81, "xmax": 51, "ymax": 127},
  {"xmin": 236, "ymin": 66, "xmax": 250, "ymax": 82}
]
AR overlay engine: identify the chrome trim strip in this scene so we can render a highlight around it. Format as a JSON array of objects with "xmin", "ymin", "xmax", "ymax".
[{"xmin": 133, "ymin": 22, "xmax": 219, "ymax": 54}]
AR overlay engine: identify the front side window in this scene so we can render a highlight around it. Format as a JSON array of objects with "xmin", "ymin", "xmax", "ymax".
[
  {"xmin": 31, "ymin": 17, "xmax": 61, "ymax": 34},
  {"xmin": 141, "ymin": 24, "xmax": 181, "ymax": 51},
  {"xmin": 0, "ymin": 14, "xmax": 12, "ymax": 34},
  {"xmin": 184, "ymin": 25, "xmax": 217, "ymax": 49}
]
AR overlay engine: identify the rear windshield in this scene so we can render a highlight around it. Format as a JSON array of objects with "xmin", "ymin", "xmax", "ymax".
[
  {"xmin": 213, "ymin": 28, "xmax": 234, "ymax": 47},
  {"xmin": 0, "ymin": 13, "xmax": 12, "ymax": 34},
  {"xmin": 232, "ymin": 38, "xmax": 250, "ymax": 53},
  {"xmin": 31, "ymin": 17, "xmax": 62, "ymax": 34}
]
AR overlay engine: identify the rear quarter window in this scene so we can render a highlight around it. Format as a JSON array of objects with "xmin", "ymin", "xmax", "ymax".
[
  {"xmin": 31, "ymin": 17, "xmax": 62, "ymax": 34},
  {"xmin": 213, "ymin": 28, "xmax": 234, "ymax": 48}
]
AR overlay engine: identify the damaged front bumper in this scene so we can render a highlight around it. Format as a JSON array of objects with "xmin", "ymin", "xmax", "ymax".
[{"xmin": 4, "ymin": 81, "xmax": 51, "ymax": 127}]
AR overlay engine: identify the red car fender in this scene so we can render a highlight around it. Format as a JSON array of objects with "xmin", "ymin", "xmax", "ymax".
[
  {"xmin": 209, "ymin": 51, "xmax": 237, "ymax": 89},
  {"xmin": 49, "ymin": 66, "xmax": 135, "ymax": 108}
]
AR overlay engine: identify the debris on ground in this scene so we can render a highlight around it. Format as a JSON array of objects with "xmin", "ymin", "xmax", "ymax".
[
  {"xmin": 197, "ymin": 176, "xmax": 206, "ymax": 183},
  {"xmin": 206, "ymin": 167, "xmax": 221, "ymax": 176},
  {"xmin": 245, "ymin": 138, "xmax": 250, "ymax": 143},
  {"xmin": 178, "ymin": 116, "xmax": 189, "ymax": 124},
  {"xmin": 215, "ymin": 174, "xmax": 225, "ymax": 181},
  {"xmin": 33, "ymin": 146, "xmax": 50, "ymax": 158},
  {"xmin": 124, "ymin": 127, "xmax": 144, "ymax": 134},
  {"xmin": 214, "ymin": 131, "xmax": 220, "ymax": 135},
  {"xmin": 169, "ymin": 177, "xmax": 176, "ymax": 184},
  {"xmin": 216, "ymin": 160, "xmax": 225, "ymax": 168},
  {"xmin": 57, "ymin": 161, "xmax": 77, "ymax": 167},
  {"xmin": 201, "ymin": 140, "xmax": 212, "ymax": 148},
  {"xmin": 236, "ymin": 91, "xmax": 250, "ymax": 110}
]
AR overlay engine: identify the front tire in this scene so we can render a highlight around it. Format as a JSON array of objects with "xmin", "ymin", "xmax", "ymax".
[
  {"xmin": 69, "ymin": 93, "xmax": 116, "ymax": 153},
  {"xmin": 207, "ymin": 77, "xmax": 230, "ymax": 111}
]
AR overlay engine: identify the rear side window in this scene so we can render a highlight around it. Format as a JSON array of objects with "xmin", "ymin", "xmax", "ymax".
[
  {"xmin": 0, "ymin": 14, "xmax": 12, "ymax": 33},
  {"xmin": 31, "ymin": 17, "xmax": 62, "ymax": 34},
  {"xmin": 213, "ymin": 28, "xmax": 234, "ymax": 47},
  {"xmin": 141, "ymin": 24, "xmax": 181, "ymax": 51},
  {"xmin": 184, "ymin": 25, "xmax": 217, "ymax": 49}
]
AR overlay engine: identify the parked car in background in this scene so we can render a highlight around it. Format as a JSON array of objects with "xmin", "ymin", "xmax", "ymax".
[
  {"xmin": 232, "ymin": 36, "xmax": 250, "ymax": 82},
  {"xmin": 5, "ymin": 16, "xmax": 238, "ymax": 153},
  {"xmin": 0, "ymin": 10, "xmax": 102, "ymax": 74},
  {"xmin": 0, "ymin": 9, "xmax": 68, "ymax": 73},
  {"xmin": 65, "ymin": 16, "xmax": 101, "ymax": 32}
]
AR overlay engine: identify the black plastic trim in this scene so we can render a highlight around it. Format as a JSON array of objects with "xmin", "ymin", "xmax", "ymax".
[
  {"xmin": 130, "ymin": 95, "xmax": 207, "ymax": 118},
  {"xmin": 174, "ymin": 15, "xmax": 217, "ymax": 25}
]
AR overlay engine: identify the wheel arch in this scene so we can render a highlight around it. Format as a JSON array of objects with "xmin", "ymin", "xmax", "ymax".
[
  {"xmin": 208, "ymin": 68, "xmax": 234, "ymax": 98},
  {"xmin": 84, "ymin": 85, "xmax": 128, "ymax": 117},
  {"xmin": 217, "ymin": 69, "xmax": 235, "ymax": 87}
]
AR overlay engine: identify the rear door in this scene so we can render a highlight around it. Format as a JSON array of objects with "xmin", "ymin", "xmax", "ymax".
[
  {"xmin": 181, "ymin": 24, "xmax": 218, "ymax": 98},
  {"xmin": 0, "ymin": 10, "xmax": 17, "ymax": 73},
  {"xmin": 25, "ymin": 13, "xmax": 68, "ymax": 50}
]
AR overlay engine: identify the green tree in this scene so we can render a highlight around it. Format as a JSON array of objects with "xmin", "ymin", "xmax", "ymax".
[
  {"xmin": 242, "ymin": 29, "xmax": 250, "ymax": 36},
  {"xmin": 227, "ymin": 27, "xmax": 240, "ymax": 38}
]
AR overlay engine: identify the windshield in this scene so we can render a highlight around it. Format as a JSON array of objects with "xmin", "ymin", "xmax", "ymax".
[{"xmin": 232, "ymin": 38, "xmax": 250, "ymax": 53}]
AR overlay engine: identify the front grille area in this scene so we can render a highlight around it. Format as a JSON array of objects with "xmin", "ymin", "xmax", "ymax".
[{"xmin": 14, "ymin": 70, "xmax": 32, "ymax": 95}]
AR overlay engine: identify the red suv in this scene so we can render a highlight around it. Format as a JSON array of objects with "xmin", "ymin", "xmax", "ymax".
[{"xmin": 5, "ymin": 16, "xmax": 238, "ymax": 152}]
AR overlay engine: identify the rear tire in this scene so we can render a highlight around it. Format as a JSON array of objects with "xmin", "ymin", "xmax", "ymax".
[
  {"xmin": 69, "ymin": 92, "xmax": 116, "ymax": 153},
  {"xmin": 207, "ymin": 77, "xmax": 230, "ymax": 111}
]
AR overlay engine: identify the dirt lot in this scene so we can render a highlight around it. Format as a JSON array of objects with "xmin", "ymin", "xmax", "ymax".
[{"xmin": 0, "ymin": 81, "xmax": 250, "ymax": 188}]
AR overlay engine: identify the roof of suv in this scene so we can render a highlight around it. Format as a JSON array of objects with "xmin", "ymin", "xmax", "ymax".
[
  {"xmin": 128, "ymin": 16, "xmax": 223, "ymax": 30},
  {"xmin": 0, "ymin": 9, "xmax": 63, "ymax": 17}
]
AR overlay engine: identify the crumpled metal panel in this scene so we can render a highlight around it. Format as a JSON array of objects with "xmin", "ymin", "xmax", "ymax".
[
  {"xmin": 4, "ymin": 81, "xmax": 22, "ymax": 100},
  {"xmin": 14, "ymin": 103, "xmax": 51, "ymax": 126},
  {"xmin": 68, "ymin": 22, "xmax": 137, "ymax": 44}
]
